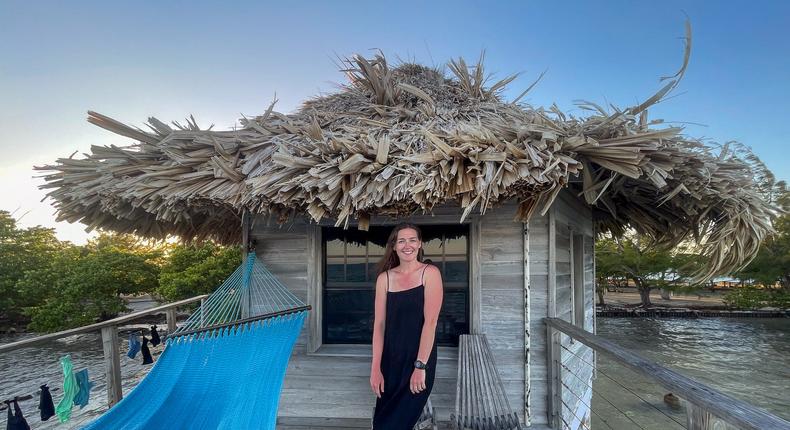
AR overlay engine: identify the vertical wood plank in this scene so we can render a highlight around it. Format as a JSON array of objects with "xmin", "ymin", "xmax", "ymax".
[
  {"xmin": 166, "ymin": 308, "xmax": 177, "ymax": 334},
  {"xmin": 241, "ymin": 210, "xmax": 250, "ymax": 251},
  {"xmin": 470, "ymin": 217, "xmax": 482, "ymax": 334},
  {"xmin": 573, "ymin": 233, "xmax": 585, "ymax": 327},
  {"xmin": 101, "ymin": 326, "xmax": 122, "ymax": 408},
  {"xmin": 569, "ymin": 233, "xmax": 576, "ymax": 325},
  {"xmin": 523, "ymin": 221, "xmax": 531, "ymax": 425},
  {"xmin": 548, "ymin": 208, "xmax": 557, "ymax": 319},
  {"xmin": 592, "ymin": 232, "xmax": 598, "ymax": 379},
  {"xmin": 307, "ymin": 224, "xmax": 323, "ymax": 353},
  {"xmin": 546, "ymin": 324, "xmax": 562, "ymax": 428},
  {"xmin": 241, "ymin": 210, "xmax": 252, "ymax": 318}
]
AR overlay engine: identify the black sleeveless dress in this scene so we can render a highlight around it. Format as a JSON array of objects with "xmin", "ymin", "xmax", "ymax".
[{"xmin": 372, "ymin": 267, "xmax": 438, "ymax": 430}]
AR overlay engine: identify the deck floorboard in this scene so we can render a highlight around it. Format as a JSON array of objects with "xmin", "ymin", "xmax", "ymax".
[{"xmin": 276, "ymin": 417, "xmax": 551, "ymax": 430}]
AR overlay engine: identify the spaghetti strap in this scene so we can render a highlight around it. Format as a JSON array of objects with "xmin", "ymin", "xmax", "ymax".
[{"xmin": 420, "ymin": 263, "xmax": 428, "ymax": 285}]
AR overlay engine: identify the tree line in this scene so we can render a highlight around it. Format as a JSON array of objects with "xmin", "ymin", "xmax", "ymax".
[
  {"xmin": 0, "ymin": 210, "xmax": 241, "ymax": 333},
  {"xmin": 596, "ymin": 186, "xmax": 790, "ymax": 308},
  {"xmin": 3, "ymin": 179, "xmax": 788, "ymax": 333}
]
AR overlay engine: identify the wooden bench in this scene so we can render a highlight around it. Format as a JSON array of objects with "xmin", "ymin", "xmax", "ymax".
[{"xmin": 451, "ymin": 334, "xmax": 522, "ymax": 430}]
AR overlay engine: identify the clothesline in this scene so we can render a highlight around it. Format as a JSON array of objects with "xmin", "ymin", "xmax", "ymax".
[
  {"xmin": 0, "ymin": 387, "xmax": 60, "ymax": 410},
  {"xmin": 2, "ymin": 325, "xmax": 162, "ymax": 409},
  {"xmin": 3, "ymin": 325, "xmax": 164, "ymax": 428}
]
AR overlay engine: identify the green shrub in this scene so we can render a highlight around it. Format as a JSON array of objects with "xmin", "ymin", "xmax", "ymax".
[
  {"xmin": 156, "ymin": 244, "xmax": 241, "ymax": 302},
  {"xmin": 25, "ymin": 242, "xmax": 160, "ymax": 332},
  {"xmin": 723, "ymin": 287, "xmax": 766, "ymax": 309},
  {"xmin": 767, "ymin": 289, "xmax": 790, "ymax": 309},
  {"xmin": 723, "ymin": 287, "xmax": 790, "ymax": 310}
]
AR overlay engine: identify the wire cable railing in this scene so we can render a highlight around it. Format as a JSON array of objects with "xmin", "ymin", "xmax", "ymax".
[
  {"xmin": 558, "ymin": 342, "xmax": 685, "ymax": 430},
  {"xmin": 561, "ymin": 343, "xmax": 687, "ymax": 429},
  {"xmin": 545, "ymin": 317, "xmax": 790, "ymax": 430}
]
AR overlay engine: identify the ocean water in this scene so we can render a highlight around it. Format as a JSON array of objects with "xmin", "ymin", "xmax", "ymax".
[{"xmin": 592, "ymin": 317, "xmax": 790, "ymax": 429}]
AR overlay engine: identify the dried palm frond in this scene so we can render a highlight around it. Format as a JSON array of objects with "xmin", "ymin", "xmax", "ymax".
[{"xmin": 37, "ymin": 40, "xmax": 776, "ymax": 281}]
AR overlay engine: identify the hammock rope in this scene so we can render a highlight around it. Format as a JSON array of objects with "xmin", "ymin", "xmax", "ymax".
[{"xmin": 83, "ymin": 253, "xmax": 308, "ymax": 430}]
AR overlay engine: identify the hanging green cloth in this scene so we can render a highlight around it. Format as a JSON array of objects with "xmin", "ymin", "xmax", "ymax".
[{"xmin": 56, "ymin": 355, "xmax": 78, "ymax": 423}]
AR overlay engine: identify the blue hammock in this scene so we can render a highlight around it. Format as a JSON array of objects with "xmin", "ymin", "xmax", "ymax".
[{"xmin": 83, "ymin": 253, "xmax": 308, "ymax": 430}]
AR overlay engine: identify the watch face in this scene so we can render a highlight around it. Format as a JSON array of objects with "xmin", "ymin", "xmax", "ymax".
[{"xmin": 414, "ymin": 360, "xmax": 426, "ymax": 369}]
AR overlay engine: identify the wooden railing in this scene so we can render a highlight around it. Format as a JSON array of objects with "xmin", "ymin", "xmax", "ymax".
[
  {"xmin": 545, "ymin": 317, "xmax": 790, "ymax": 430},
  {"xmin": 0, "ymin": 295, "xmax": 207, "ymax": 408}
]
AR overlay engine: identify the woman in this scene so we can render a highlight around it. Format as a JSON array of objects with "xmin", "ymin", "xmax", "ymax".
[{"xmin": 370, "ymin": 223, "xmax": 443, "ymax": 430}]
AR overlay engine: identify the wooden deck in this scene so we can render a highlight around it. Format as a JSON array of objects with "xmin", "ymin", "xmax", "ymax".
[{"xmin": 275, "ymin": 417, "xmax": 552, "ymax": 429}]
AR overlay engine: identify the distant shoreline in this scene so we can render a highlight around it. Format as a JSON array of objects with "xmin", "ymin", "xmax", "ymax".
[
  {"xmin": 597, "ymin": 307, "xmax": 789, "ymax": 318},
  {"xmin": 596, "ymin": 290, "xmax": 789, "ymax": 317}
]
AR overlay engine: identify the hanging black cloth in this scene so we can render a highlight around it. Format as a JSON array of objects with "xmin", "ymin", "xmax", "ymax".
[
  {"xmin": 5, "ymin": 399, "xmax": 30, "ymax": 430},
  {"xmin": 141, "ymin": 336, "xmax": 153, "ymax": 365},
  {"xmin": 38, "ymin": 384, "xmax": 55, "ymax": 421},
  {"xmin": 149, "ymin": 325, "xmax": 161, "ymax": 347}
]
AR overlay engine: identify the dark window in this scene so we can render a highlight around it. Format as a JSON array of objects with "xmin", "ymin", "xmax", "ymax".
[{"xmin": 322, "ymin": 224, "xmax": 469, "ymax": 346}]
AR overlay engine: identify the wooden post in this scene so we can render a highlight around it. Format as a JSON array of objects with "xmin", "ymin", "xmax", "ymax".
[
  {"xmin": 548, "ymin": 208, "xmax": 557, "ymax": 318},
  {"xmin": 200, "ymin": 298, "xmax": 206, "ymax": 328},
  {"xmin": 469, "ymin": 217, "xmax": 482, "ymax": 334},
  {"xmin": 546, "ymin": 323, "xmax": 562, "ymax": 428},
  {"xmin": 306, "ymin": 224, "xmax": 323, "ymax": 353},
  {"xmin": 592, "ymin": 231, "xmax": 598, "ymax": 380},
  {"xmin": 166, "ymin": 308, "xmax": 177, "ymax": 334},
  {"xmin": 241, "ymin": 209, "xmax": 252, "ymax": 319},
  {"xmin": 241, "ymin": 209, "xmax": 251, "ymax": 253},
  {"xmin": 523, "ymin": 222, "xmax": 531, "ymax": 425},
  {"xmin": 100, "ymin": 326, "xmax": 123, "ymax": 407}
]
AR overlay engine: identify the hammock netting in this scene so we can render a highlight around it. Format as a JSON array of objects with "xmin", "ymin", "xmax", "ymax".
[{"xmin": 83, "ymin": 253, "xmax": 308, "ymax": 430}]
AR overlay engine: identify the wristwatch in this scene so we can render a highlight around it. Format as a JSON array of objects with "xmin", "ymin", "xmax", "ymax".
[{"xmin": 414, "ymin": 360, "xmax": 427, "ymax": 370}]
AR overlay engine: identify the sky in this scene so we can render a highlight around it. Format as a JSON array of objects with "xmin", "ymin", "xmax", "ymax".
[{"xmin": 1, "ymin": 0, "xmax": 788, "ymax": 244}]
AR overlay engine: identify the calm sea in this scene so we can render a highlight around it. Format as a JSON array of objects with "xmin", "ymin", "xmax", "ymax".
[{"xmin": 593, "ymin": 317, "xmax": 790, "ymax": 429}]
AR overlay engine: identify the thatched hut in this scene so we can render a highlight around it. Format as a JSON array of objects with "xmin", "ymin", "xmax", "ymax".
[{"xmin": 38, "ymin": 49, "xmax": 774, "ymax": 428}]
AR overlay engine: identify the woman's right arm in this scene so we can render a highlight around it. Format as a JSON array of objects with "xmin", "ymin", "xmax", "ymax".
[{"xmin": 370, "ymin": 271, "xmax": 387, "ymax": 398}]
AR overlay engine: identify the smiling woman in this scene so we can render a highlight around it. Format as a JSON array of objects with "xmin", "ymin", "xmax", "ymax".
[
  {"xmin": 322, "ymin": 224, "xmax": 468, "ymax": 346},
  {"xmin": 370, "ymin": 223, "xmax": 443, "ymax": 430}
]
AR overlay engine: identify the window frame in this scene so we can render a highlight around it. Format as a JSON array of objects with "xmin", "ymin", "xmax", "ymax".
[{"xmin": 306, "ymin": 220, "xmax": 479, "ymax": 353}]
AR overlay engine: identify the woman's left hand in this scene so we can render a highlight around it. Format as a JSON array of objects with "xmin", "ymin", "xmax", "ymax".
[{"xmin": 410, "ymin": 369, "xmax": 426, "ymax": 395}]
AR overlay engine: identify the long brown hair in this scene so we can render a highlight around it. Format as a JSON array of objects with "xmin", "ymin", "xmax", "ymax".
[{"xmin": 375, "ymin": 223, "xmax": 424, "ymax": 275}]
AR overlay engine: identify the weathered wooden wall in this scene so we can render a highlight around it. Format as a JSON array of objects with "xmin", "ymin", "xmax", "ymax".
[
  {"xmin": 251, "ymin": 191, "xmax": 594, "ymax": 426},
  {"xmin": 553, "ymin": 190, "xmax": 595, "ymax": 430},
  {"xmin": 525, "ymin": 189, "xmax": 595, "ymax": 428},
  {"xmin": 477, "ymin": 203, "xmax": 526, "ymax": 422},
  {"xmin": 252, "ymin": 202, "xmax": 530, "ymax": 423}
]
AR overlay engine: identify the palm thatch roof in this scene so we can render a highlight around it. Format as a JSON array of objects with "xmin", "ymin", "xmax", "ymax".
[{"xmin": 37, "ymin": 37, "xmax": 777, "ymax": 280}]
